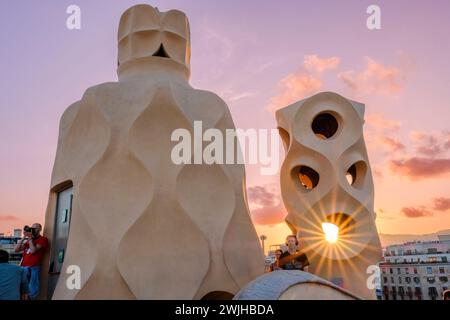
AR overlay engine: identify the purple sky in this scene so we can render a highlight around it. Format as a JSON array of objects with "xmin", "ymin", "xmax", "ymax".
[{"xmin": 1, "ymin": 0, "xmax": 450, "ymax": 246}]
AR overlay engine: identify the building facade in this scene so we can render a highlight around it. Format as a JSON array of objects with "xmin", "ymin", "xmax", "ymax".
[
  {"xmin": 13, "ymin": 229, "xmax": 22, "ymax": 238},
  {"xmin": 379, "ymin": 235, "xmax": 450, "ymax": 300}
]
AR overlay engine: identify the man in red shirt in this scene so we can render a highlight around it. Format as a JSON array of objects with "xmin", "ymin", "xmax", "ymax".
[{"xmin": 14, "ymin": 223, "xmax": 48, "ymax": 300}]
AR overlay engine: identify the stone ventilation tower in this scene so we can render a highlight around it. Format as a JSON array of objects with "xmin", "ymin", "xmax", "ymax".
[
  {"xmin": 41, "ymin": 4, "xmax": 264, "ymax": 300},
  {"xmin": 276, "ymin": 92, "xmax": 382, "ymax": 299}
]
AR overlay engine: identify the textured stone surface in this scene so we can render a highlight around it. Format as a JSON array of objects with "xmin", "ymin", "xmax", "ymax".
[
  {"xmin": 276, "ymin": 92, "xmax": 382, "ymax": 299},
  {"xmin": 234, "ymin": 270, "xmax": 359, "ymax": 300},
  {"xmin": 41, "ymin": 4, "xmax": 264, "ymax": 300}
]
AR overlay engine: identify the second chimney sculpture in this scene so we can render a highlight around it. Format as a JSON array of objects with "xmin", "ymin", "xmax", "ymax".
[{"xmin": 276, "ymin": 92, "xmax": 382, "ymax": 299}]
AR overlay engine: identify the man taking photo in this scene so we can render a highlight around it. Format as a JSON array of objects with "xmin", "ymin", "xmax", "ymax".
[{"xmin": 14, "ymin": 223, "xmax": 48, "ymax": 300}]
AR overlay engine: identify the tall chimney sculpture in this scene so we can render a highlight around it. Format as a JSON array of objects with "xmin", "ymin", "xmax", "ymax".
[
  {"xmin": 276, "ymin": 92, "xmax": 382, "ymax": 299},
  {"xmin": 41, "ymin": 4, "xmax": 264, "ymax": 300}
]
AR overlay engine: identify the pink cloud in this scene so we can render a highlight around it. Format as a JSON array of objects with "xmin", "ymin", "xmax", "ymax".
[
  {"xmin": 250, "ymin": 205, "xmax": 287, "ymax": 226},
  {"xmin": 432, "ymin": 197, "xmax": 450, "ymax": 212},
  {"xmin": 410, "ymin": 131, "xmax": 450, "ymax": 157},
  {"xmin": 389, "ymin": 157, "xmax": 450, "ymax": 180},
  {"xmin": 247, "ymin": 185, "xmax": 287, "ymax": 225},
  {"xmin": 373, "ymin": 168, "xmax": 384, "ymax": 179},
  {"xmin": 401, "ymin": 207, "xmax": 433, "ymax": 218},
  {"xmin": 445, "ymin": 131, "xmax": 450, "ymax": 150},
  {"xmin": 247, "ymin": 185, "xmax": 277, "ymax": 207},
  {"xmin": 338, "ymin": 57, "xmax": 407, "ymax": 95},
  {"xmin": 267, "ymin": 72, "xmax": 322, "ymax": 112},
  {"xmin": 303, "ymin": 55, "xmax": 340, "ymax": 73},
  {"xmin": 267, "ymin": 54, "xmax": 340, "ymax": 112},
  {"xmin": 379, "ymin": 136, "xmax": 405, "ymax": 152},
  {"xmin": 0, "ymin": 215, "xmax": 19, "ymax": 221},
  {"xmin": 399, "ymin": 197, "xmax": 450, "ymax": 219},
  {"xmin": 366, "ymin": 113, "xmax": 402, "ymax": 131}
]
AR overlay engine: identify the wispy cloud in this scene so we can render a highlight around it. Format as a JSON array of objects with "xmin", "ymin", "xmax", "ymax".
[
  {"xmin": 378, "ymin": 136, "xmax": 406, "ymax": 153},
  {"xmin": 401, "ymin": 206, "xmax": 433, "ymax": 218},
  {"xmin": 267, "ymin": 54, "xmax": 340, "ymax": 112},
  {"xmin": 228, "ymin": 91, "xmax": 254, "ymax": 102},
  {"xmin": 389, "ymin": 130, "xmax": 450, "ymax": 180},
  {"xmin": 366, "ymin": 113, "xmax": 402, "ymax": 131},
  {"xmin": 202, "ymin": 26, "xmax": 234, "ymax": 60},
  {"xmin": 247, "ymin": 185, "xmax": 287, "ymax": 226},
  {"xmin": 267, "ymin": 73, "xmax": 321, "ymax": 112},
  {"xmin": 410, "ymin": 131, "xmax": 450, "ymax": 157},
  {"xmin": 0, "ymin": 215, "xmax": 19, "ymax": 221},
  {"xmin": 401, "ymin": 197, "xmax": 450, "ymax": 218},
  {"xmin": 432, "ymin": 197, "xmax": 450, "ymax": 212},
  {"xmin": 338, "ymin": 57, "xmax": 408, "ymax": 96},
  {"xmin": 390, "ymin": 157, "xmax": 450, "ymax": 180},
  {"xmin": 303, "ymin": 55, "xmax": 340, "ymax": 73},
  {"xmin": 268, "ymin": 55, "xmax": 411, "ymax": 113},
  {"xmin": 373, "ymin": 167, "xmax": 384, "ymax": 179},
  {"xmin": 376, "ymin": 208, "xmax": 397, "ymax": 220},
  {"xmin": 215, "ymin": 88, "xmax": 255, "ymax": 104}
]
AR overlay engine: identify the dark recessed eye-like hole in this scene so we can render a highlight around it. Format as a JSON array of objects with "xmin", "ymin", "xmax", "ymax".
[
  {"xmin": 312, "ymin": 112, "xmax": 339, "ymax": 139},
  {"xmin": 346, "ymin": 164, "xmax": 357, "ymax": 186},
  {"xmin": 346, "ymin": 161, "xmax": 367, "ymax": 188},
  {"xmin": 293, "ymin": 166, "xmax": 319, "ymax": 190},
  {"xmin": 153, "ymin": 44, "xmax": 170, "ymax": 58}
]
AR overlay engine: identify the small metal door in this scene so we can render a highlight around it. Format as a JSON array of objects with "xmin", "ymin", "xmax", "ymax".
[{"xmin": 47, "ymin": 186, "xmax": 73, "ymax": 299}]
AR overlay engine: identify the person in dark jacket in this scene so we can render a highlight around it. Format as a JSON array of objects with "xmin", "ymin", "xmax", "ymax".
[{"xmin": 0, "ymin": 249, "xmax": 28, "ymax": 300}]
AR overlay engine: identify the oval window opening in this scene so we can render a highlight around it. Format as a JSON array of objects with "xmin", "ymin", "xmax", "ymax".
[
  {"xmin": 346, "ymin": 161, "xmax": 367, "ymax": 188},
  {"xmin": 294, "ymin": 166, "xmax": 320, "ymax": 190},
  {"xmin": 312, "ymin": 112, "xmax": 339, "ymax": 139},
  {"xmin": 346, "ymin": 164, "xmax": 357, "ymax": 186},
  {"xmin": 323, "ymin": 213, "xmax": 356, "ymax": 241}
]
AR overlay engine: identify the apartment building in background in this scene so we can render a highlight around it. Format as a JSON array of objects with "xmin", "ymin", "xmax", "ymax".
[{"xmin": 379, "ymin": 234, "xmax": 450, "ymax": 300}]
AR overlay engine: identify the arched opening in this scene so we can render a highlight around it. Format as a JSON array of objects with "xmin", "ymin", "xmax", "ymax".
[
  {"xmin": 201, "ymin": 291, "xmax": 234, "ymax": 300},
  {"xmin": 292, "ymin": 166, "xmax": 319, "ymax": 190},
  {"xmin": 346, "ymin": 164, "xmax": 356, "ymax": 185},
  {"xmin": 311, "ymin": 112, "xmax": 339, "ymax": 139},
  {"xmin": 345, "ymin": 161, "xmax": 367, "ymax": 188},
  {"xmin": 323, "ymin": 213, "xmax": 356, "ymax": 242}
]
